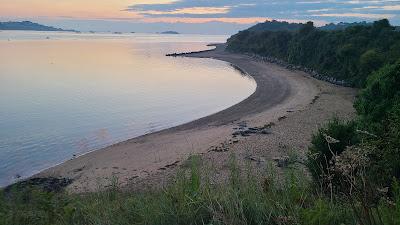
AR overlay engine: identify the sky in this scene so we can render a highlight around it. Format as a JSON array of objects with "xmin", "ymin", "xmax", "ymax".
[{"xmin": 1, "ymin": 0, "xmax": 400, "ymax": 34}]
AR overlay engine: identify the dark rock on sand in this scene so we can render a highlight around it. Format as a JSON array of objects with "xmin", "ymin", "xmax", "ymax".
[
  {"xmin": 4, "ymin": 177, "xmax": 73, "ymax": 193},
  {"xmin": 273, "ymin": 156, "xmax": 290, "ymax": 168},
  {"xmin": 232, "ymin": 126, "xmax": 272, "ymax": 137}
]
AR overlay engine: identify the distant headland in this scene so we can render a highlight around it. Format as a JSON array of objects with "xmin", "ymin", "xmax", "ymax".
[
  {"xmin": 160, "ymin": 31, "xmax": 180, "ymax": 34},
  {"xmin": 0, "ymin": 21, "xmax": 76, "ymax": 32}
]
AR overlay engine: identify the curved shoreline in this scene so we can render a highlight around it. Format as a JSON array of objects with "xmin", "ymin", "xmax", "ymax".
[{"xmin": 37, "ymin": 44, "xmax": 321, "ymax": 192}]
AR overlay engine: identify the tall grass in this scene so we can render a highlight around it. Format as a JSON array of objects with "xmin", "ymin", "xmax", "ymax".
[{"xmin": 1, "ymin": 154, "xmax": 398, "ymax": 225}]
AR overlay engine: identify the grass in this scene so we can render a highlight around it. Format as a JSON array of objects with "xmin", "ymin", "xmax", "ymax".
[{"xmin": 0, "ymin": 155, "xmax": 398, "ymax": 225}]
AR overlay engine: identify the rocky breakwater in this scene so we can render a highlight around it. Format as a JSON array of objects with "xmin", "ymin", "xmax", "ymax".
[
  {"xmin": 166, "ymin": 49, "xmax": 215, "ymax": 57},
  {"xmin": 244, "ymin": 53, "xmax": 351, "ymax": 87}
]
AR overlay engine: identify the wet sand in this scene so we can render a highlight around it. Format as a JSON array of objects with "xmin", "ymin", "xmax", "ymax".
[{"xmin": 37, "ymin": 44, "xmax": 356, "ymax": 192}]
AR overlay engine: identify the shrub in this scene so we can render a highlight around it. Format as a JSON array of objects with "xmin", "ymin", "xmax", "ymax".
[
  {"xmin": 355, "ymin": 60, "xmax": 400, "ymax": 132},
  {"xmin": 379, "ymin": 180, "xmax": 400, "ymax": 225},
  {"xmin": 366, "ymin": 101, "xmax": 400, "ymax": 187},
  {"xmin": 354, "ymin": 60, "xmax": 400, "ymax": 186},
  {"xmin": 306, "ymin": 118, "xmax": 359, "ymax": 190}
]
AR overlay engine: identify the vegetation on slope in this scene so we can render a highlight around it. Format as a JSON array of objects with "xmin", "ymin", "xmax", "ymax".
[
  {"xmin": 227, "ymin": 19, "xmax": 400, "ymax": 87},
  {"xmin": 305, "ymin": 59, "xmax": 400, "ymax": 193},
  {"xmin": 319, "ymin": 21, "xmax": 372, "ymax": 31},
  {"xmin": 305, "ymin": 55, "xmax": 400, "ymax": 224},
  {"xmin": 244, "ymin": 20, "xmax": 372, "ymax": 33},
  {"xmin": 246, "ymin": 20, "xmax": 304, "ymax": 32},
  {"xmin": 1, "ymin": 156, "xmax": 400, "ymax": 225}
]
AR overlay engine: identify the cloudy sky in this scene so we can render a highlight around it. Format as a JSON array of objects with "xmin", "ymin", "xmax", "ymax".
[{"xmin": 1, "ymin": 0, "xmax": 400, "ymax": 34}]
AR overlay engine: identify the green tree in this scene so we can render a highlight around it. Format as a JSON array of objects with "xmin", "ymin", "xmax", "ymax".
[
  {"xmin": 359, "ymin": 49, "xmax": 383, "ymax": 85},
  {"xmin": 355, "ymin": 60, "xmax": 400, "ymax": 131}
]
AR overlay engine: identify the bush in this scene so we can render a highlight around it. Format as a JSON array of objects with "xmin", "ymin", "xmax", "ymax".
[
  {"xmin": 354, "ymin": 60, "xmax": 400, "ymax": 186},
  {"xmin": 365, "ymin": 102, "xmax": 400, "ymax": 187},
  {"xmin": 379, "ymin": 180, "xmax": 400, "ymax": 225},
  {"xmin": 306, "ymin": 118, "xmax": 359, "ymax": 190},
  {"xmin": 355, "ymin": 60, "xmax": 400, "ymax": 132}
]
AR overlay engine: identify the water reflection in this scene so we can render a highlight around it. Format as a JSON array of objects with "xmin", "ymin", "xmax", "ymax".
[{"xmin": 0, "ymin": 32, "xmax": 256, "ymax": 186}]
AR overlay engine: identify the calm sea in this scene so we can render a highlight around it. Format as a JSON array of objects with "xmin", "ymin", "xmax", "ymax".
[{"xmin": 0, "ymin": 31, "xmax": 256, "ymax": 186}]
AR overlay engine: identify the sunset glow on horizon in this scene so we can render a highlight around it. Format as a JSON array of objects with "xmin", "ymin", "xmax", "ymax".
[
  {"xmin": 1, "ymin": 0, "xmax": 247, "ymax": 22},
  {"xmin": 2, "ymin": 0, "xmax": 146, "ymax": 20},
  {"xmin": 2, "ymin": 0, "xmax": 399, "ymax": 34}
]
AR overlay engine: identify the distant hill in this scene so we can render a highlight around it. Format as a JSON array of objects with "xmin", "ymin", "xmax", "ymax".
[
  {"xmin": 245, "ymin": 20, "xmax": 377, "ymax": 33},
  {"xmin": 319, "ymin": 21, "xmax": 372, "ymax": 31},
  {"xmin": 246, "ymin": 20, "xmax": 304, "ymax": 32},
  {"xmin": 161, "ymin": 31, "xmax": 179, "ymax": 34},
  {"xmin": 0, "ymin": 21, "xmax": 76, "ymax": 32}
]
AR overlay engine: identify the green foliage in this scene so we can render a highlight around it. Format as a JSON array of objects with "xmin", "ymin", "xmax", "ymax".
[
  {"xmin": 0, "ymin": 157, "xmax": 360, "ymax": 225},
  {"xmin": 320, "ymin": 21, "xmax": 372, "ymax": 31},
  {"xmin": 302, "ymin": 58, "xmax": 400, "ymax": 223},
  {"xmin": 247, "ymin": 20, "xmax": 304, "ymax": 32},
  {"xmin": 227, "ymin": 19, "xmax": 400, "ymax": 87},
  {"xmin": 301, "ymin": 199, "xmax": 354, "ymax": 225},
  {"xmin": 353, "ymin": 60, "xmax": 400, "ymax": 186},
  {"xmin": 301, "ymin": 54, "xmax": 400, "ymax": 224},
  {"xmin": 3, "ymin": 156, "xmax": 400, "ymax": 225},
  {"xmin": 355, "ymin": 60, "xmax": 400, "ymax": 131},
  {"xmin": 379, "ymin": 180, "xmax": 400, "ymax": 225},
  {"xmin": 359, "ymin": 49, "xmax": 384, "ymax": 79},
  {"xmin": 365, "ymin": 102, "xmax": 400, "ymax": 186},
  {"xmin": 0, "ymin": 186, "xmax": 71, "ymax": 225},
  {"xmin": 307, "ymin": 118, "xmax": 359, "ymax": 188}
]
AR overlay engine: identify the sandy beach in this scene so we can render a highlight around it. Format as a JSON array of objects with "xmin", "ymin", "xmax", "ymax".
[{"xmin": 37, "ymin": 44, "xmax": 356, "ymax": 192}]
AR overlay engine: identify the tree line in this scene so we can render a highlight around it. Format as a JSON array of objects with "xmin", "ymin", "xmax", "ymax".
[{"xmin": 227, "ymin": 19, "xmax": 400, "ymax": 87}]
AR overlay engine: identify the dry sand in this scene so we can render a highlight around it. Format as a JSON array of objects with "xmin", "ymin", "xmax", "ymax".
[{"xmin": 37, "ymin": 44, "xmax": 356, "ymax": 192}]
